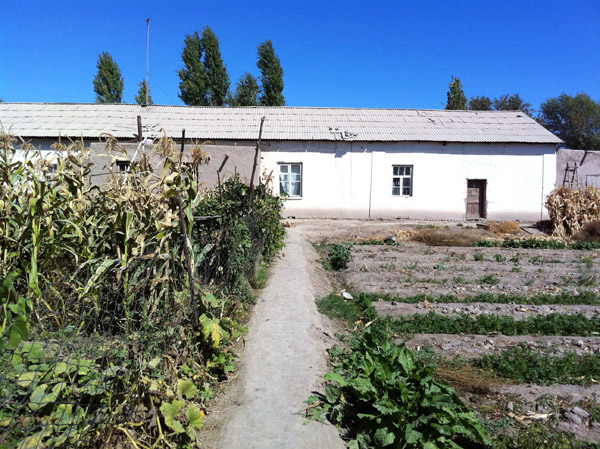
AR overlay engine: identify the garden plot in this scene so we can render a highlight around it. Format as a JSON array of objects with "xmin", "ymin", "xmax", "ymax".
[
  {"xmin": 344, "ymin": 243, "xmax": 600, "ymax": 297},
  {"xmin": 341, "ymin": 241, "xmax": 600, "ymax": 444}
]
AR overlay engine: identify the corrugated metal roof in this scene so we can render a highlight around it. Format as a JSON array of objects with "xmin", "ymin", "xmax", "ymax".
[{"xmin": 0, "ymin": 103, "xmax": 562, "ymax": 144}]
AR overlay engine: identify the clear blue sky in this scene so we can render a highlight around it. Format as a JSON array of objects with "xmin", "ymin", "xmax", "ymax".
[{"xmin": 1, "ymin": 0, "xmax": 599, "ymax": 112}]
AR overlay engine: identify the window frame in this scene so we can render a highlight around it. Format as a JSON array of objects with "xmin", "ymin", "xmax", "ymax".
[
  {"xmin": 278, "ymin": 162, "xmax": 303, "ymax": 198},
  {"xmin": 391, "ymin": 165, "xmax": 413, "ymax": 197}
]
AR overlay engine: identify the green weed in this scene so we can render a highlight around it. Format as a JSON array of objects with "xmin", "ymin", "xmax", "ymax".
[
  {"xmin": 384, "ymin": 312, "xmax": 600, "ymax": 336},
  {"xmin": 478, "ymin": 275, "xmax": 500, "ymax": 286},
  {"xmin": 474, "ymin": 346, "xmax": 600, "ymax": 385},
  {"xmin": 355, "ymin": 291, "xmax": 600, "ymax": 306},
  {"xmin": 493, "ymin": 254, "xmax": 506, "ymax": 262}
]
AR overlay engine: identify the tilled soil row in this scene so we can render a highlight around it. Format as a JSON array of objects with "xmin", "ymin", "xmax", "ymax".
[
  {"xmin": 402, "ymin": 333, "xmax": 600, "ymax": 359},
  {"xmin": 345, "ymin": 243, "xmax": 600, "ymax": 297},
  {"xmin": 373, "ymin": 301, "xmax": 600, "ymax": 321}
]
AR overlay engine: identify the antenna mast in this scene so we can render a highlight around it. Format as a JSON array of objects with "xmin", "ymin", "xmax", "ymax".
[{"xmin": 145, "ymin": 18, "xmax": 150, "ymax": 105}]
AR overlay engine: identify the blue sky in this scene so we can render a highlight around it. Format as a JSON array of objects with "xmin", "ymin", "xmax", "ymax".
[{"xmin": 1, "ymin": 0, "xmax": 599, "ymax": 112}]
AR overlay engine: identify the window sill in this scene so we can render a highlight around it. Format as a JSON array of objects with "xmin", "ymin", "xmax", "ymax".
[{"xmin": 282, "ymin": 196, "xmax": 303, "ymax": 200}]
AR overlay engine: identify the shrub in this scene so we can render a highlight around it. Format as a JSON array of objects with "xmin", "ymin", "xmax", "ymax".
[{"xmin": 328, "ymin": 243, "xmax": 353, "ymax": 270}]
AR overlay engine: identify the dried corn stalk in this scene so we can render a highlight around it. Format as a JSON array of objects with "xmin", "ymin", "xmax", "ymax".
[{"xmin": 546, "ymin": 185, "xmax": 600, "ymax": 238}]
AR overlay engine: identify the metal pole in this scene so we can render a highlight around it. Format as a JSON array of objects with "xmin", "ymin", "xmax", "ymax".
[{"xmin": 145, "ymin": 18, "xmax": 150, "ymax": 105}]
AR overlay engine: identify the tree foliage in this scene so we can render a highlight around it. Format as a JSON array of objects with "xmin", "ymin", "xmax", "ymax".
[
  {"xmin": 93, "ymin": 52, "xmax": 123, "ymax": 104},
  {"xmin": 178, "ymin": 32, "xmax": 208, "ymax": 106},
  {"xmin": 539, "ymin": 93, "xmax": 600, "ymax": 151},
  {"xmin": 134, "ymin": 80, "xmax": 154, "ymax": 105},
  {"xmin": 201, "ymin": 26, "xmax": 230, "ymax": 106},
  {"xmin": 445, "ymin": 76, "xmax": 467, "ymax": 110},
  {"xmin": 468, "ymin": 96, "xmax": 492, "ymax": 111},
  {"xmin": 257, "ymin": 40, "xmax": 284, "ymax": 106},
  {"xmin": 230, "ymin": 72, "xmax": 260, "ymax": 106},
  {"xmin": 493, "ymin": 93, "xmax": 532, "ymax": 116},
  {"xmin": 468, "ymin": 93, "xmax": 533, "ymax": 116},
  {"xmin": 177, "ymin": 27, "xmax": 230, "ymax": 106}
]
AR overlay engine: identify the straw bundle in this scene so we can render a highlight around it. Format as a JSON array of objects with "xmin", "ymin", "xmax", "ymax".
[
  {"xmin": 546, "ymin": 185, "xmax": 600, "ymax": 238},
  {"xmin": 485, "ymin": 221, "xmax": 521, "ymax": 235}
]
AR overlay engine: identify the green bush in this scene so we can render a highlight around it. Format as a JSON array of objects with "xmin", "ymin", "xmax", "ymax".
[
  {"xmin": 328, "ymin": 243, "xmax": 353, "ymax": 270},
  {"xmin": 306, "ymin": 328, "xmax": 490, "ymax": 448}
]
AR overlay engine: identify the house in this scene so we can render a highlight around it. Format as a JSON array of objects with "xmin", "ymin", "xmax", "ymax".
[
  {"xmin": 556, "ymin": 148, "xmax": 600, "ymax": 188},
  {"xmin": 0, "ymin": 103, "xmax": 562, "ymax": 220}
]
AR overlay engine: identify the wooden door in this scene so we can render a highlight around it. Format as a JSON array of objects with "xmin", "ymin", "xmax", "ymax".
[{"xmin": 466, "ymin": 179, "xmax": 486, "ymax": 219}]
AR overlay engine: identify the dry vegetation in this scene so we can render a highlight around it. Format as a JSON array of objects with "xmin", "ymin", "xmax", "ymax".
[{"xmin": 547, "ymin": 185, "xmax": 600, "ymax": 238}]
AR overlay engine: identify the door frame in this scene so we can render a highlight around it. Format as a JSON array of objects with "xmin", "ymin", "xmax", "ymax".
[{"xmin": 466, "ymin": 179, "xmax": 487, "ymax": 219}]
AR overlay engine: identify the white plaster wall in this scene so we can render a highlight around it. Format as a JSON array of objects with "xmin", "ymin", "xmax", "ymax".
[{"xmin": 260, "ymin": 141, "xmax": 557, "ymax": 221}]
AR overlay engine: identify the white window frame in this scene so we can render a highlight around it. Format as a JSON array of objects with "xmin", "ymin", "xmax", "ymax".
[
  {"xmin": 278, "ymin": 162, "xmax": 302, "ymax": 198},
  {"xmin": 392, "ymin": 165, "xmax": 413, "ymax": 196}
]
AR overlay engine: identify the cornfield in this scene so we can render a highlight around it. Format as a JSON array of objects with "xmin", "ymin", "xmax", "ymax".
[{"xmin": 0, "ymin": 131, "xmax": 284, "ymax": 448}]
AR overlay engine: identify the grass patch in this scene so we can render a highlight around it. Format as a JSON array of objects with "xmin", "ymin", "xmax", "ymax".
[
  {"xmin": 474, "ymin": 346, "xmax": 600, "ymax": 385},
  {"xmin": 357, "ymin": 291, "xmax": 600, "ymax": 306},
  {"xmin": 384, "ymin": 312, "xmax": 600, "ymax": 336},
  {"xmin": 315, "ymin": 294, "xmax": 376, "ymax": 324}
]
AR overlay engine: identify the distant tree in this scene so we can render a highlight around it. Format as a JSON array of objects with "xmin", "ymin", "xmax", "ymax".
[
  {"xmin": 178, "ymin": 31, "xmax": 208, "ymax": 106},
  {"xmin": 201, "ymin": 26, "xmax": 230, "ymax": 106},
  {"xmin": 93, "ymin": 52, "xmax": 124, "ymax": 103},
  {"xmin": 539, "ymin": 93, "xmax": 600, "ymax": 151},
  {"xmin": 134, "ymin": 80, "xmax": 154, "ymax": 105},
  {"xmin": 445, "ymin": 76, "xmax": 467, "ymax": 110},
  {"xmin": 493, "ymin": 93, "xmax": 533, "ymax": 116},
  {"xmin": 257, "ymin": 40, "xmax": 284, "ymax": 106},
  {"xmin": 230, "ymin": 72, "xmax": 260, "ymax": 106},
  {"xmin": 468, "ymin": 96, "xmax": 493, "ymax": 111}
]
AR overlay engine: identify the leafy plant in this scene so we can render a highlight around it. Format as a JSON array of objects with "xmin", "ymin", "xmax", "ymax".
[
  {"xmin": 474, "ymin": 346, "xmax": 600, "ymax": 385},
  {"xmin": 328, "ymin": 243, "xmax": 354, "ymax": 271},
  {"xmin": 385, "ymin": 312, "xmax": 600, "ymax": 336},
  {"xmin": 306, "ymin": 328, "xmax": 490, "ymax": 448},
  {"xmin": 478, "ymin": 275, "xmax": 500, "ymax": 286}
]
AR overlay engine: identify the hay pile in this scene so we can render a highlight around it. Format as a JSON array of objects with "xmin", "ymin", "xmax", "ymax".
[
  {"xmin": 546, "ymin": 186, "xmax": 600, "ymax": 238},
  {"xmin": 485, "ymin": 221, "xmax": 521, "ymax": 235}
]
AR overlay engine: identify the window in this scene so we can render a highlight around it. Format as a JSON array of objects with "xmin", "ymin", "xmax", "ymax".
[
  {"xmin": 116, "ymin": 160, "xmax": 131, "ymax": 173},
  {"xmin": 279, "ymin": 163, "xmax": 302, "ymax": 197},
  {"xmin": 392, "ymin": 165, "xmax": 413, "ymax": 196}
]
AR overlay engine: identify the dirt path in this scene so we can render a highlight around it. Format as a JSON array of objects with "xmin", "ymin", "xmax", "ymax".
[{"xmin": 205, "ymin": 227, "xmax": 345, "ymax": 449}]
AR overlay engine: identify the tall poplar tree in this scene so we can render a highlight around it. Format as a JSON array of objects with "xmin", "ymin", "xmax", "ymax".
[
  {"xmin": 230, "ymin": 72, "xmax": 260, "ymax": 106},
  {"xmin": 178, "ymin": 32, "xmax": 208, "ymax": 106},
  {"xmin": 201, "ymin": 26, "xmax": 230, "ymax": 106},
  {"xmin": 445, "ymin": 76, "xmax": 467, "ymax": 110},
  {"xmin": 93, "ymin": 52, "xmax": 124, "ymax": 103},
  {"xmin": 178, "ymin": 27, "xmax": 230, "ymax": 106},
  {"xmin": 257, "ymin": 40, "xmax": 284, "ymax": 106},
  {"xmin": 134, "ymin": 80, "xmax": 153, "ymax": 105}
]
